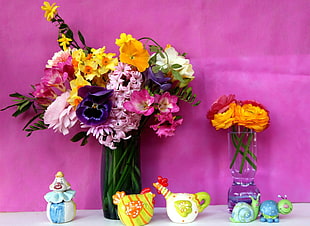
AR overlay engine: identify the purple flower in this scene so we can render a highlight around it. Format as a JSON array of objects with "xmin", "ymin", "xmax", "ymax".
[
  {"xmin": 76, "ymin": 86, "xmax": 113, "ymax": 126},
  {"xmin": 143, "ymin": 67, "xmax": 171, "ymax": 91}
]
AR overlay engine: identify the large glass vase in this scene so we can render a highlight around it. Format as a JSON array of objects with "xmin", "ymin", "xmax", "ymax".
[
  {"xmin": 227, "ymin": 125, "xmax": 260, "ymax": 212},
  {"xmin": 101, "ymin": 131, "xmax": 142, "ymax": 219}
]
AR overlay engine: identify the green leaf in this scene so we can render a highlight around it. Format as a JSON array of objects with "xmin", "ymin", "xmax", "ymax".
[
  {"xmin": 193, "ymin": 100, "xmax": 201, "ymax": 106},
  {"xmin": 18, "ymin": 100, "xmax": 31, "ymax": 111},
  {"xmin": 161, "ymin": 67, "xmax": 169, "ymax": 74},
  {"xmin": 59, "ymin": 23, "xmax": 68, "ymax": 30},
  {"xmin": 171, "ymin": 70, "xmax": 184, "ymax": 82},
  {"xmin": 149, "ymin": 55, "xmax": 157, "ymax": 65},
  {"xmin": 149, "ymin": 45, "xmax": 160, "ymax": 53},
  {"xmin": 171, "ymin": 64, "xmax": 182, "ymax": 69},
  {"xmin": 0, "ymin": 103, "xmax": 20, "ymax": 111},
  {"xmin": 9, "ymin": 92, "xmax": 25, "ymax": 98},
  {"xmin": 12, "ymin": 110, "xmax": 23, "ymax": 117},
  {"xmin": 159, "ymin": 51, "xmax": 165, "ymax": 59},
  {"xmin": 34, "ymin": 122, "xmax": 48, "ymax": 129},
  {"xmin": 71, "ymin": 132, "xmax": 89, "ymax": 146},
  {"xmin": 22, "ymin": 113, "xmax": 46, "ymax": 130},
  {"xmin": 65, "ymin": 29, "xmax": 74, "ymax": 39},
  {"xmin": 71, "ymin": 132, "xmax": 88, "ymax": 142},
  {"xmin": 78, "ymin": 30, "xmax": 86, "ymax": 45},
  {"xmin": 81, "ymin": 136, "xmax": 89, "ymax": 146},
  {"xmin": 152, "ymin": 65, "xmax": 161, "ymax": 73}
]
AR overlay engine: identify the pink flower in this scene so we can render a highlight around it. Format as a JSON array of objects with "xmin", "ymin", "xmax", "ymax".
[
  {"xmin": 124, "ymin": 89, "xmax": 155, "ymax": 116},
  {"xmin": 155, "ymin": 92, "xmax": 179, "ymax": 113},
  {"xmin": 150, "ymin": 113, "xmax": 183, "ymax": 137},
  {"xmin": 206, "ymin": 94, "xmax": 236, "ymax": 120},
  {"xmin": 46, "ymin": 49, "xmax": 72, "ymax": 68},
  {"xmin": 84, "ymin": 64, "xmax": 144, "ymax": 149},
  {"xmin": 41, "ymin": 67, "xmax": 68, "ymax": 91},
  {"xmin": 44, "ymin": 91, "xmax": 77, "ymax": 135},
  {"xmin": 32, "ymin": 83, "xmax": 57, "ymax": 103}
]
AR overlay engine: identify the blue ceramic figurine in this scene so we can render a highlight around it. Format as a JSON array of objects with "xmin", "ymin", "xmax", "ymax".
[{"xmin": 44, "ymin": 171, "xmax": 76, "ymax": 223}]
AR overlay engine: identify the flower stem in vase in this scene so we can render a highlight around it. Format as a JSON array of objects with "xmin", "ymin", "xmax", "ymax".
[
  {"xmin": 101, "ymin": 131, "xmax": 141, "ymax": 220},
  {"xmin": 227, "ymin": 125, "xmax": 260, "ymax": 212}
]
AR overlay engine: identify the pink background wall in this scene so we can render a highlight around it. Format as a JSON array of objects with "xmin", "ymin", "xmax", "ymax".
[{"xmin": 1, "ymin": 0, "xmax": 310, "ymax": 211}]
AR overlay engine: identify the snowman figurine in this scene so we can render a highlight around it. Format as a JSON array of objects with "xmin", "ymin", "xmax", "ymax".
[{"xmin": 44, "ymin": 171, "xmax": 76, "ymax": 223}]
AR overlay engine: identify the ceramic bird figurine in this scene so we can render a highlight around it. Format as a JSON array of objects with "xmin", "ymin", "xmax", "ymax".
[
  {"xmin": 44, "ymin": 171, "xmax": 76, "ymax": 224},
  {"xmin": 113, "ymin": 188, "xmax": 155, "ymax": 226},
  {"xmin": 153, "ymin": 176, "xmax": 211, "ymax": 224}
]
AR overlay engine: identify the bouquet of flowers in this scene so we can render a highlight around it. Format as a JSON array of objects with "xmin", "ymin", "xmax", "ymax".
[
  {"xmin": 1, "ymin": 1, "xmax": 199, "ymax": 150},
  {"xmin": 206, "ymin": 94, "xmax": 270, "ymax": 173}
]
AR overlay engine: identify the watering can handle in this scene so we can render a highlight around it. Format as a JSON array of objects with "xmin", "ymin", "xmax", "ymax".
[{"xmin": 195, "ymin": 192, "xmax": 211, "ymax": 213}]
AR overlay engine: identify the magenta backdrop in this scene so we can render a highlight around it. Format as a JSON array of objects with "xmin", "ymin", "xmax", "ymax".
[{"xmin": 1, "ymin": 0, "xmax": 310, "ymax": 211}]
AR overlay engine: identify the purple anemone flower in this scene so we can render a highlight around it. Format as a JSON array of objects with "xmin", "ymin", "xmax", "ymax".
[
  {"xmin": 76, "ymin": 86, "xmax": 113, "ymax": 126},
  {"xmin": 143, "ymin": 67, "xmax": 172, "ymax": 91}
]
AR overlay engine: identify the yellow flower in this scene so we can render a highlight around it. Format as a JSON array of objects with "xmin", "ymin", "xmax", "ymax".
[
  {"xmin": 58, "ymin": 34, "xmax": 72, "ymax": 51},
  {"xmin": 68, "ymin": 74, "xmax": 91, "ymax": 107},
  {"xmin": 235, "ymin": 104, "xmax": 270, "ymax": 132},
  {"xmin": 41, "ymin": 1, "xmax": 59, "ymax": 21},
  {"xmin": 119, "ymin": 39, "xmax": 150, "ymax": 72},
  {"xmin": 80, "ymin": 59, "xmax": 98, "ymax": 81},
  {"xmin": 211, "ymin": 103, "xmax": 236, "ymax": 130},
  {"xmin": 93, "ymin": 48, "xmax": 118, "ymax": 74},
  {"xmin": 115, "ymin": 33, "xmax": 134, "ymax": 47}
]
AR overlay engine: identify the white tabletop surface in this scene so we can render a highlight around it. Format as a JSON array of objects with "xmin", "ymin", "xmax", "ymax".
[{"xmin": 0, "ymin": 203, "xmax": 309, "ymax": 226}]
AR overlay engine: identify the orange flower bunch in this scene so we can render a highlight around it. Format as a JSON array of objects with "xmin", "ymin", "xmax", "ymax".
[{"xmin": 207, "ymin": 94, "xmax": 270, "ymax": 132}]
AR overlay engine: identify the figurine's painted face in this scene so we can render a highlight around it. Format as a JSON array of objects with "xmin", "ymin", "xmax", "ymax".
[
  {"xmin": 278, "ymin": 199, "xmax": 293, "ymax": 215},
  {"xmin": 49, "ymin": 177, "xmax": 70, "ymax": 192}
]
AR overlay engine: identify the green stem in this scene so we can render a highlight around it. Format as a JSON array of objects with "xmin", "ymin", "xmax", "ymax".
[
  {"xmin": 138, "ymin": 36, "xmax": 170, "ymax": 65},
  {"xmin": 102, "ymin": 131, "xmax": 141, "ymax": 219},
  {"xmin": 229, "ymin": 126, "xmax": 256, "ymax": 174}
]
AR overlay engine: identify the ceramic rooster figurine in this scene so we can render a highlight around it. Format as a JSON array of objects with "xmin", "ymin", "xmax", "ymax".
[
  {"xmin": 113, "ymin": 188, "xmax": 155, "ymax": 226},
  {"xmin": 153, "ymin": 176, "xmax": 211, "ymax": 223}
]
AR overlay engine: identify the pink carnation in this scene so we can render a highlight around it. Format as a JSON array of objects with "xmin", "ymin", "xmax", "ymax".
[{"xmin": 44, "ymin": 92, "xmax": 77, "ymax": 135}]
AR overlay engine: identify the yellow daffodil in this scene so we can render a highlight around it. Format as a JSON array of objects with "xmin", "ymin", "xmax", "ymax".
[
  {"xmin": 41, "ymin": 1, "xmax": 59, "ymax": 21},
  {"xmin": 68, "ymin": 74, "xmax": 91, "ymax": 107},
  {"xmin": 119, "ymin": 39, "xmax": 150, "ymax": 72},
  {"xmin": 115, "ymin": 33, "xmax": 134, "ymax": 47},
  {"xmin": 211, "ymin": 103, "xmax": 236, "ymax": 130},
  {"xmin": 58, "ymin": 34, "xmax": 72, "ymax": 51},
  {"xmin": 98, "ymin": 53, "xmax": 118, "ymax": 73},
  {"xmin": 235, "ymin": 104, "xmax": 270, "ymax": 132}
]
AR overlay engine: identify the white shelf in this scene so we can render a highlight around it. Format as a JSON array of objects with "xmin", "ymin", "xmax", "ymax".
[{"xmin": 0, "ymin": 203, "xmax": 308, "ymax": 225}]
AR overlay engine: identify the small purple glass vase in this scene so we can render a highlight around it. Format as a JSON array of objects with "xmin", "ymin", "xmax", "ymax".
[{"xmin": 227, "ymin": 125, "xmax": 260, "ymax": 212}]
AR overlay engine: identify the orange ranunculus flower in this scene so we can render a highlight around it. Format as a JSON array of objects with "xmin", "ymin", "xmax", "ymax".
[
  {"xmin": 211, "ymin": 103, "xmax": 236, "ymax": 130},
  {"xmin": 119, "ymin": 39, "xmax": 150, "ymax": 72},
  {"xmin": 235, "ymin": 103, "xmax": 270, "ymax": 132}
]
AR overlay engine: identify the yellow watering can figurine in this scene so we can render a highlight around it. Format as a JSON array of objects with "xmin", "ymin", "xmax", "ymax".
[{"xmin": 153, "ymin": 176, "xmax": 211, "ymax": 224}]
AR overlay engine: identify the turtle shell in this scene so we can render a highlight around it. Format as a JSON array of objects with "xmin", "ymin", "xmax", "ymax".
[{"xmin": 260, "ymin": 200, "xmax": 278, "ymax": 217}]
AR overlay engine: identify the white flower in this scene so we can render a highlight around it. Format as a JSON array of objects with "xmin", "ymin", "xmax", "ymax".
[{"xmin": 155, "ymin": 46, "xmax": 195, "ymax": 79}]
